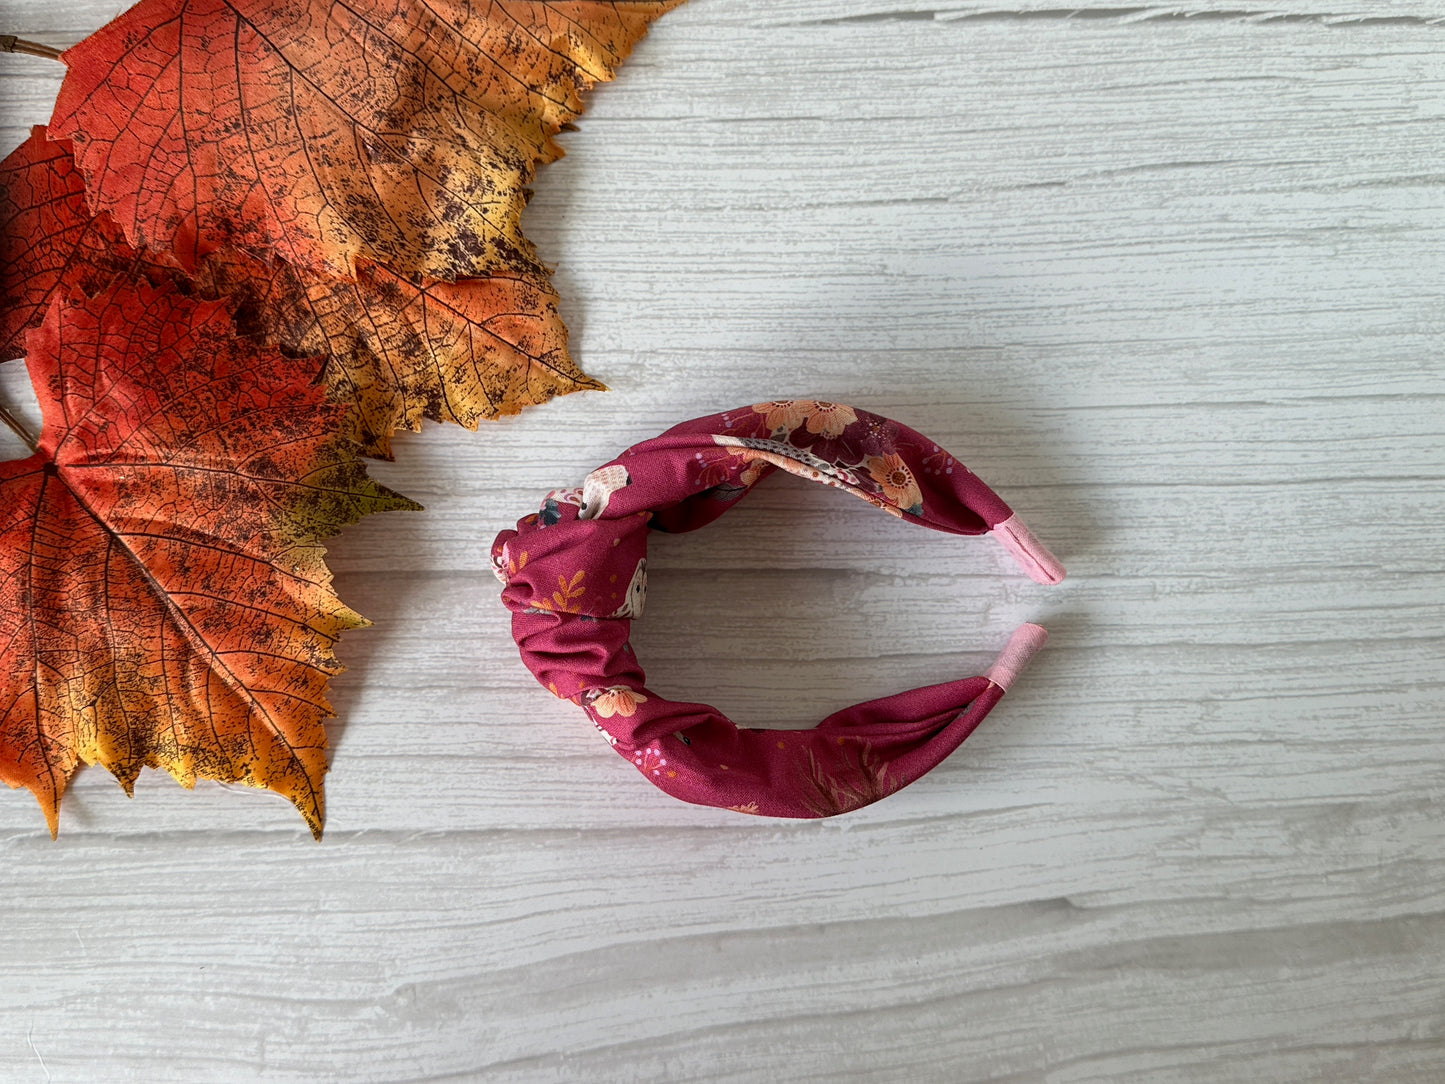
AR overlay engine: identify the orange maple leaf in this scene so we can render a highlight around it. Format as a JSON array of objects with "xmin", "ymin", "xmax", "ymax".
[
  {"xmin": 1, "ymin": 127, "xmax": 602, "ymax": 457},
  {"xmin": 197, "ymin": 250, "xmax": 601, "ymax": 457},
  {"xmin": 0, "ymin": 128, "xmax": 176, "ymax": 361},
  {"xmin": 49, "ymin": 0, "xmax": 686, "ymax": 280},
  {"xmin": 0, "ymin": 280, "xmax": 418, "ymax": 837}
]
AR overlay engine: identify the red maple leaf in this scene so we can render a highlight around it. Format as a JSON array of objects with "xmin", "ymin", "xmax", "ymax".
[
  {"xmin": 49, "ymin": 0, "xmax": 685, "ymax": 279},
  {"xmin": 0, "ymin": 126, "xmax": 175, "ymax": 361},
  {"xmin": 2, "ymin": 127, "xmax": 602, "ymax": 458},
  {"xmin": 0, "ymin": 280, "xmax": 417, "ymax": 836}
]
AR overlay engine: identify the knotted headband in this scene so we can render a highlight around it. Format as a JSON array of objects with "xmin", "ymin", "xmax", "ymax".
[{"xmin": 491, "ymin": 401, "xmax": 1065, "ymax": 817}]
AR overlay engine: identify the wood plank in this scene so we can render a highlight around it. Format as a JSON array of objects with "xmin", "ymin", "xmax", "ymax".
[{"xmin": 0, "ymin": 1, "xmax": 1441, "ymax": 1080}]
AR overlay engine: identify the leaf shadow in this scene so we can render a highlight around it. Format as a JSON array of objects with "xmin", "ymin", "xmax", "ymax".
[
  {"xmin": 520, "ymin": 127, "xmax": 596, "ymax": 365},
  {"xmin": 321, "ymin": 518, "xmax": 426, "ymax": 758}
]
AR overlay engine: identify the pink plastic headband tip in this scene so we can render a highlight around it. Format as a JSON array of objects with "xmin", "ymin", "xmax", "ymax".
[
  {"xmin": 985, "ymin": 623, "xmax": 1049, "ymax": 692},
  {"xmin": 992, "ymin": 514, "xmax": 1066, "ymax": 585}
]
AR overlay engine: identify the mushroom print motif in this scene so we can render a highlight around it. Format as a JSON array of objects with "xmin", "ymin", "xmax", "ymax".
[
  {"xmin": 579, "ymin": 465, "xmax": 632, "ymax": 519},
  {"xmin": 608, "ymin": 558, "xmax": 648, "ymax": 619}
]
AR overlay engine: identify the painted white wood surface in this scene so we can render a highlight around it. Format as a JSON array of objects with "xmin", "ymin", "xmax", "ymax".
[{"xmin": 2, "ymin": 1, "xmax": 1443, "ymax": 1080}]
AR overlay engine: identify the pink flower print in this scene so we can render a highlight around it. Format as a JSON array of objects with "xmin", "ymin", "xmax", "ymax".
[
  {"xmin": 866, "ymin": 453, "xmax": 924, "ymax": 513},
  {"xmin": 851, "ymin": 411, "xmax": 901, "ymax": 457},
  {"xmin": 727, "ymin": 801, "xmax": 761, "ymax": 815},
  {"xmin": 691, "ymin": 448, "xmax": 735, "ymax": 489},
  {"xmin": 590, "ymin": 686, "xmax": 648, "ymax": 718},
  {"xmin": 751, "ymin": 400, "xmax": 810, "ymax": 433},
  {"xmin": 694, "ymin": 446, "xmax": 771, "ymax": 490},
  {"xmin": 921, "ymin": 446, "xmax": 958, "ymax": 478},
  {"xmin": 804, "ymin": 402, "xmax": 857, "ymax": 439},
  {"xmin": 632, "ymin": 743, "xmax": 673, "ymax": 778},
  {"xmin": 728, "ymin": 448, "xmax": 771, "ymax": 487}
]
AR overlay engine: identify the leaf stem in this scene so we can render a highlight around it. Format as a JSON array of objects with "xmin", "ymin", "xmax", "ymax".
[
  {"xmin": 0, "ymin": 404, "xmax": 39, "ymax": 454},
  {"xmin": 1, "ymin": 35, "xmax": 64, "ymax": 61}
]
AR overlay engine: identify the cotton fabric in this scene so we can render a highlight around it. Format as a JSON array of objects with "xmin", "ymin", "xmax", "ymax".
[{"xmin": 492, "ymin": 401, "xmax": 1064, "ymax": 817}]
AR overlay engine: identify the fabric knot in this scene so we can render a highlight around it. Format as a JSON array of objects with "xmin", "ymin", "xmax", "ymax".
[
  {"xmin": 491, "ymin": 401, "xmax": 1065, "ymax": 818},
  {"xmin": 493, "ymin": 490, "xmax": 651, "ymax": 621}
]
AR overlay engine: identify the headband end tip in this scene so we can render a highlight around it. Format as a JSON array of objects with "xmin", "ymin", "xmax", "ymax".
[
  {"xmin": 992, "ymin": 514, "xmax": 1066, "ymax": 585},
  {"xmin": 986, "ymin": 622, "xmax": 1049, "ymax": 692}
]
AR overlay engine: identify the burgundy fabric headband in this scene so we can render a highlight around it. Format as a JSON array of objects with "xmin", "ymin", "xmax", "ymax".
[{"xmin": 491, "ymin": 401, "xmax": 1065, "ymax": 817}]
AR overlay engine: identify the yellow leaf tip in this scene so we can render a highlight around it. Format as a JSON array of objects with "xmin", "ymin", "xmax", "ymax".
[{"xmin": 38, "ymin": 793, "xmax": 60, "ymax": 839}]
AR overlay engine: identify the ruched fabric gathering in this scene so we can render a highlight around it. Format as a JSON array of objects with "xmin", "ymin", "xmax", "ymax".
[{"xmin": 492, "ymin": 401, "xmax": 1065, "ymax": 817}]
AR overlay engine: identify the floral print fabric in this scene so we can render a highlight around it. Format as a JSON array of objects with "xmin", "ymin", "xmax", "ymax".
[{"xmin": 491, "ymin": 401, "xmax": 1063, "ymax": 818}]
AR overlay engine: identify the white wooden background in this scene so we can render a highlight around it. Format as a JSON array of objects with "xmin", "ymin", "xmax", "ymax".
[{"xmin": 2, "ymin": 1, "xmax": 1443, "ymax": 1080}]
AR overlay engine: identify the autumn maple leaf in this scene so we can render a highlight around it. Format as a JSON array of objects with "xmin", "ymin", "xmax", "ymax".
[
  {"xmin": 2, "ymin": 127, "xmax": 602, "ymax": 457},
  {"xmin": 49, "ymin": 0, "xmax": 686, "ymax": 280},
  {"xmin": 0, "ymin": 128, "xmax": 175, "ymax": 361},
  {"xmin": 197, "ymin": 250, "xmax": 601, "ymax": 457},
  {"xmin": 0, "ymin": 280, "xmax": 418, "ymax": 837}
]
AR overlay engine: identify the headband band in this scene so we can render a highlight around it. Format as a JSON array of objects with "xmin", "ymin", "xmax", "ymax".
[{"xmin": 491, "ymin": 401, "xmax": 1065, "ymax": 817}]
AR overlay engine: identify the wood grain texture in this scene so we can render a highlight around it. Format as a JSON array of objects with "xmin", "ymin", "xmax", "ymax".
[{"xmin": 1, "ymin": 0, "xmax": 1442, "ymax": 1080}]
